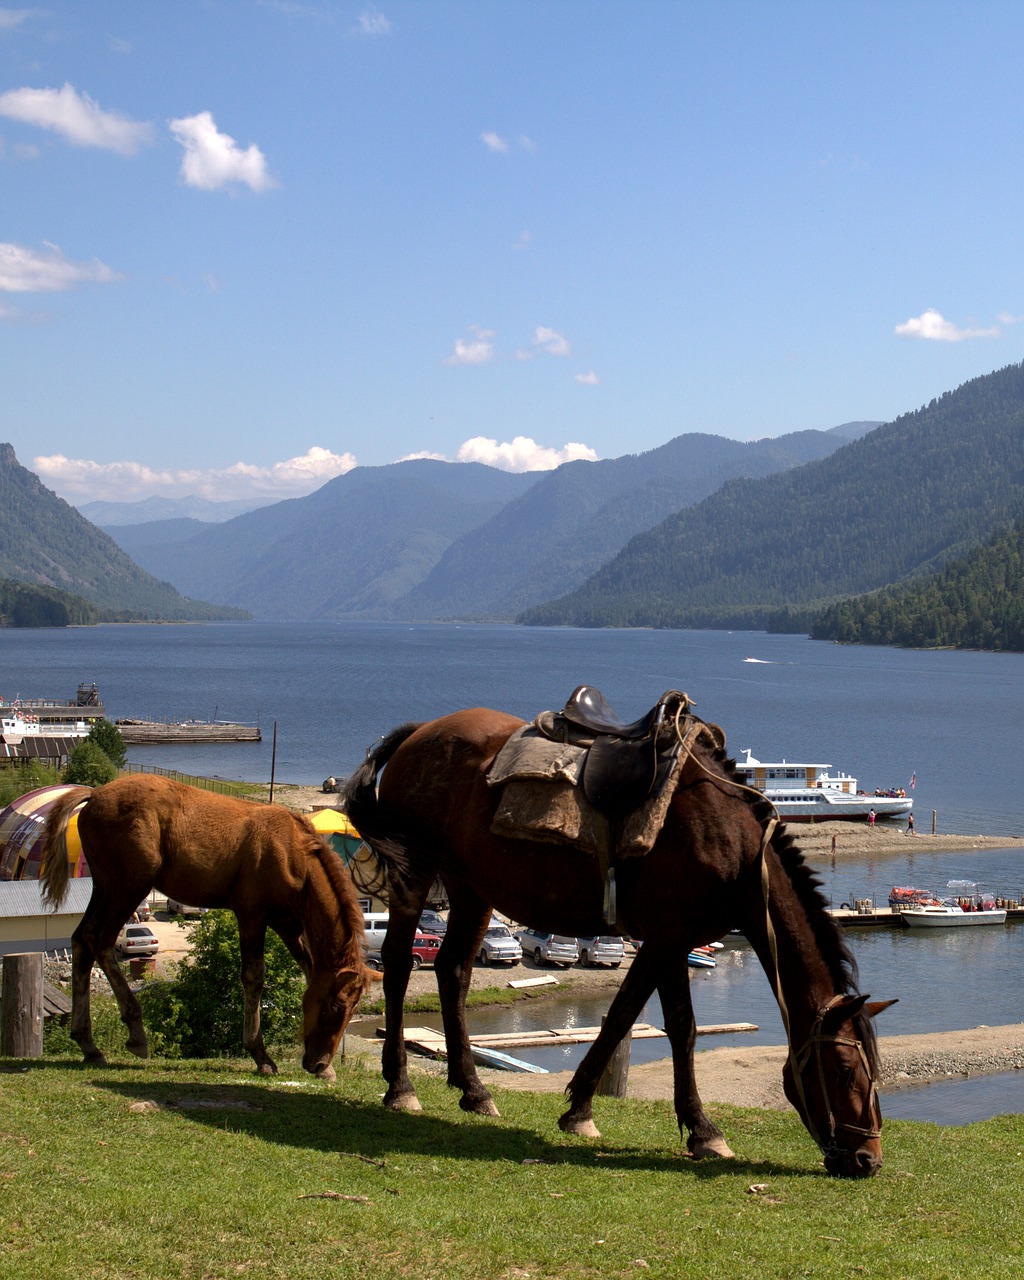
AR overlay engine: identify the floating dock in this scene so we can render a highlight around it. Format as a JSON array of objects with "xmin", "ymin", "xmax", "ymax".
[{"xmin": 115, "ymin": 719, "xmax": 261, "ymax": 744}]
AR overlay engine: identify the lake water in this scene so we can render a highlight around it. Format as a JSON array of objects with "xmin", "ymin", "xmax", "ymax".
[{"xmin": 3, "ymin": 620, "xmax": 1023, "ymax": 1122}]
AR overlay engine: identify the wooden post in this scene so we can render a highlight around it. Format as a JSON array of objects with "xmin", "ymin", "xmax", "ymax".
[
  {"xmin": 932, "ymin": 809, "xmax": 937, "ymax": 836},
  {"xmin": 595, "ymin": 1015, "xmax": 632, "ymax": 1098},
  {"xmin": 1, "ymin": 953, "xmax": 44, "ymax": 1058}
]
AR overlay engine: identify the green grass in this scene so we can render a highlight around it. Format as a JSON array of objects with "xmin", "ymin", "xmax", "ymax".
[{"xmin": 2, "ymin": 1049, "xmax": 1022, "ymax": 1279}]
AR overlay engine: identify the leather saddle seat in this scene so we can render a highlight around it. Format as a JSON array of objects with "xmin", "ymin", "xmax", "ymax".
[{"xmin": 537, "ymin": 685, "xmax": 692, "ymax": 821}]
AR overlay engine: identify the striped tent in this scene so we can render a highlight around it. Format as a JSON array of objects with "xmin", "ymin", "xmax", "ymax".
[{"xmin": 0, "ymin": 785, "xmax": 90, "ymax": 881}]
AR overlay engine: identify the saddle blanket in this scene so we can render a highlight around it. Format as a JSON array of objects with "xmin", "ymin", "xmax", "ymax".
[{"xmin": 486, "ymin": 723, "xmax": 686, "ymax": 858}]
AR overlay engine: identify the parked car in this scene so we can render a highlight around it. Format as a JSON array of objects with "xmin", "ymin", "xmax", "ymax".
[
  {"xmin": 366, "ymin": 931, "xmax": 442, "ymax": 972},
  {"xmin": 514, "ymin": 928, "xmax": 579, "ymax": 967},
  {"xmin": 165, "ymin": 899, "xmax": 208, "ymax": 917},
  {"xmin": 116, "ymin": 924, "xmax": 159, "ymax": 959},
  {"xmin": 476, "ymin": 922, "xmax": 523, "ymax": 966},
  {"xmin": 418, "ymin": 908, "xmax": 448, "ymax": 938},
  {"xmin": 133, "ymin": 899, "xmax": 152, "ymax": 921},
  {"xmin": 576, "ymin": 936, "xmax": 624, "ymax": 968}
]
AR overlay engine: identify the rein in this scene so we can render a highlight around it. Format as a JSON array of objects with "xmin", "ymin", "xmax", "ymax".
[{"xmin": 757, "ymin": 824, "xmax": 881, "ymax": 1158}]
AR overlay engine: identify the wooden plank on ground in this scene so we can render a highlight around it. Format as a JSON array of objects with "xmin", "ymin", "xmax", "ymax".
[{"xmin": 507, "ymin": 975, "xmax": 559, "ymax": 989}]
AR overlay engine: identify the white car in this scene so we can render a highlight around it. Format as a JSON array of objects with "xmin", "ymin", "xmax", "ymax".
[
  {"xmin": 116, "ymin": 925, "xmax": 159, "ymax": 958},
  {"xmin": 514, "ymin": 929, "xmax": 579, "ymax": 968},
  {"xmin": 576, "ymin": 936, "xmax": 625, "ymax": 968},
  {"xmin": 476, "ymin": 923, "xmax": 523, "ymax": 966}
]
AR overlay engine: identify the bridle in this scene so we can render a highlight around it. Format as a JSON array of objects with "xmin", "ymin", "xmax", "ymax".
[
  {"xmin": 757, "ymin": 818, "xmax": 882, "ymax": 1162},
  {"xmin": 788, "ymin": 995, "xmax": 882, "ymax": 1160}
]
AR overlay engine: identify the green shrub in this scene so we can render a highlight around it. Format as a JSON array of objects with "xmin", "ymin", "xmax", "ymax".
[
  {"xmin": 63, "ymin": 739, "xmax": 118, "ymax": 786},
  {"xmin": 0, "ymin": 762, "xmax": 61, "ymax": 807},
  {"xmin": 138, "ymin": 911, "xmax": 304, "ymax": 1058},
  {"xmin": 84, "ymin": 717, "xmax": 128, "ymax": 770}
]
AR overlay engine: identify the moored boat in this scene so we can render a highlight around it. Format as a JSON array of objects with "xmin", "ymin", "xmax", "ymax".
[
  {"xmin": 734, "ymin": 750, "xmax": 913, "ymax": 822},
  {"xmin": 901, "ymin": 904, "xmax": 1007, "ymax": 927}
]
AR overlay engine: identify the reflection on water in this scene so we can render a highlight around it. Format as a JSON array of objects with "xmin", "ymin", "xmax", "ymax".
[{"xmin": 884, "ymin": 1072, "xmax": 1024, "ymax": 1125}]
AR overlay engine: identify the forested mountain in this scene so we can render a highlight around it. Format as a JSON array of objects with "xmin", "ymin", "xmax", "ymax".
[
  {"xmin": 103, "ymin": 460, "xmax": 538, "ymax": 619},
  {"xmin": 393, "ymin": 429, "xmax": 854, "ymax": 619},
  {"xmin": 811, "ymin": 518, "xmax": 1024, "ymax": 650},
  {"xmin": 103, "ymin": 427, "xmax": 863, "ymax": 621},
  {"xmin": 520, "ymin": 363, "xmax": 1024, "ymax": 629},
  {"xmin": 0, "ymin": 445, "xmax": 246, "ymax": 621}
]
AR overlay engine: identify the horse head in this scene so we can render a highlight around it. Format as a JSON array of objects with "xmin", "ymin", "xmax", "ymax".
[
  {"xmin": 300, "ymin": 961, "xmax": 376, "ymax": 1082},
  {"xmin": 782, "ymin": 993, "xmax": 897, "ymax": 1178}
]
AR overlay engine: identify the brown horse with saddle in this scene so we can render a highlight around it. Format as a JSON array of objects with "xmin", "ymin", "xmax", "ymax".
[{"xmin": 345, "ymin": 687, "xmax": 895, "ymax": 1177}]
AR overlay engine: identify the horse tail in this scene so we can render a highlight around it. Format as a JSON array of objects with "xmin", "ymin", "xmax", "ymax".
[
  {"xmin": 341, "ymin": 721, "xmax": 422, "ymax": 895},
  {"xmin": 40, "ymin": 787, "xmax": 92, "ymax": 909}
]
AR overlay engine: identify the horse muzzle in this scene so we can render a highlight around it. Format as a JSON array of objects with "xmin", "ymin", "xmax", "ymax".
[{"xmin": 824, "ymin": 1144, "xmax": 882, "ymax": 1178}]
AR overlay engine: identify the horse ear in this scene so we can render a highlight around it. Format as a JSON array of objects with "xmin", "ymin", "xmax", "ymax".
[
  {"xmin": 864, "ymin": 998, "xmax": 898, "ymax": 1018},
  {"xmin": 823, "ymin": 993, "xmax": 869, "ymax": 1029}
]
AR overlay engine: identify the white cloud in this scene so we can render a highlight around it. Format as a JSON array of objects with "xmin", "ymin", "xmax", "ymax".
[
  {"xmin": 0, "ymin": 240, "xmax": 122, "ymax": 293},
  {"xmin": 0, "ymin": 8, "xmax": 39, "ymax": 32},
  {"xmin": 0, "ymin": 83, "xmax": 154, "ymax": 154},
  {"xmin": 397, "ymin": 450, "xmax": 447, "ymax": 462},
  {"xmin": 443, "ymin": 326, "xmax": 495, "ymax": 365},
  {"xmin": 534, "ymin": 325, "xmax": 571, "ymax": 356},
  {"xmin": 456, "ymin": 435, "xmax": 598, "ymax": 472},
  {"xmin": 511, "ymin": 230, "xmax": 532, "ymax": 251},
  {"xmin": 355, "ymin": 5, "xmax": 391, "ymax": 34},
  {"xmin": 574, "ymin": 370, "xmax": 600, "ymax": 385},
  {"xmin": 33, "ymin": 446, "xmax": 356, "ymax": 503},
  {"xmin": 169, "ymin": 111, "xmax": 276, "ymax": 192},
  {"xmin": 895, "ymin": 308, "xmax": 1000, "ymax": 342},
  {"xmin": 480, "ymin": 131, "xmax": 535, "ymax": 154}
]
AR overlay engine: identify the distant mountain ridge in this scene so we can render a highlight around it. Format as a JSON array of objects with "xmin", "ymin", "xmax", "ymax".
[
  {"xmin": 519, "ymin": 363, "xmax": 1024, "ymax": 628},
  {"xmin": 101, "ymin": 425, "xmax": 871, "ymax": 621},
  {"xmin": 0, "ymin": 444, "xmax": 246, "ymax": 621},
  {"xmin": 80, "ymin": 494, "xmax": 275, "ymax": 526}
]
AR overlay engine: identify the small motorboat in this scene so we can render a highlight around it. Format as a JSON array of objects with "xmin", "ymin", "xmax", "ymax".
[
  {"xmin": 901, "ymin": 904, "xmax": 1007, "ymax": 928},
  {"xmin": 687, "ymin": 950, "xmax": 717, "ymax": 969}
]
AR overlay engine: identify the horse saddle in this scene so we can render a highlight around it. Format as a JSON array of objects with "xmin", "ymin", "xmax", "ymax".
[{"xmin": 535, "ymin": 685, "xmax": 693, "ymax": 821}]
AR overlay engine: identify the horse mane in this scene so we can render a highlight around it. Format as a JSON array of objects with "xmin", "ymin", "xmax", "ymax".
[
  {"xmin": 302, "ymin": 826, "xmax": 368, "ymax": 969},
  {"xmin": 701, "ymin": 731, "xmax": 880, "ymax": 1071}
]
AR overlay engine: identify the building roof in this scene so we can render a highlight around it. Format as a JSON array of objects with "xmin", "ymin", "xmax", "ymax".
[{"xmin": 0, "ymin": 879, "xmax": 92, "ymax": 918}]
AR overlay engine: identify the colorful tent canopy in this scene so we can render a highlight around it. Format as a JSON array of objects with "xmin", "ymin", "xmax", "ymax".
[
  {"xmin": 307, "ymin": 807, "xmax": 364, "ymax": 863},
  {"xmin": 0, "ymin": 785, "xmax": 89, "ymax": 881}
]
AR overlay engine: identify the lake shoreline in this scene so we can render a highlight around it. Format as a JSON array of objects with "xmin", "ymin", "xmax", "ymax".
[{"xmin": 269, "ymin": 785, "xmax": 1024, "ymax": 856}]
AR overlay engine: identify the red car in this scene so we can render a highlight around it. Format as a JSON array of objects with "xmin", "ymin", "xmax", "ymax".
[{"xmin": 366, "ymin": 931, "xmax": 442, "ymax": 971}]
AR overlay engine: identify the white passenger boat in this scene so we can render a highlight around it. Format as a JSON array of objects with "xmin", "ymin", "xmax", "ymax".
[
  {"xmin": 734, "ymin": 750, "xmax": 913, "ymax": 822},
  {"xmin": 1, "ymin": 713, "xmax": 92, "ymax": 744},
  {"xmin": 901, "ymin": 904, "xmax": 1007, "ymax": 928}
]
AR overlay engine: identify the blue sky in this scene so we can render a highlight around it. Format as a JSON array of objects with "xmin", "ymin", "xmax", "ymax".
[{"xmin": 2, "ymin": 1, "xmax": 1023, "ymax": 507}]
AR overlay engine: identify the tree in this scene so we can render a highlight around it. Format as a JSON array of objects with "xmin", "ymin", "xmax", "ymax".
[
  {"xmin": 138, "ymin": 911, "xmax": 305, "ymax": 1059},
  {"xmin": 64, "ymin": 739, "xmax": 118, "ymax": 786},
  {"xmin": 85, "ymin": 718, "xmax": 128, "ymax": 770}
]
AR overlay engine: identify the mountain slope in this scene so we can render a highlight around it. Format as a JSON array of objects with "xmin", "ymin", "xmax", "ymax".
[
  {"xmin": 520, "ymin": 363, "xmax": 1024, "ymax": 627},
  {"xmin": 0, "ymin": 445, "xmax": 245, "ymax": 620},
  {"xmin": 394, "ymin": 429, "xmax": 856, "ymax": 619},
  {"xmin": 104, "ymin": 460, "xmax": 538, "ymax": 619}
]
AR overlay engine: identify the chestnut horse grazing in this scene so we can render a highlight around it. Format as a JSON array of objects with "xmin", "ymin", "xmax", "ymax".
[
  {"xmin": 41, "ymin": 775, "xmax": 373, "ymax": 1079},
  {"xmin": 345, "ymin": 706, "xmax": 896, "ymax": 1177}
]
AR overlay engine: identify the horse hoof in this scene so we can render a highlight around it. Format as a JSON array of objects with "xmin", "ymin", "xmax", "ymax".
[
  {"xmin": 689, "ymin": 1136, "xmax": 735, "ymax": 1160},
  {"xmin": 461, "ymin": 1096, "xmax": 500, "ymax": 1117},
  {"xmin": 384, "ymin": 1092, "xmax": 422, "ymax": 1112},
  {"xmin": 83, "ymin": 1050, "xmax": 108, "ymax": 1065},
  {"xmin": 558, "ymin": 1116, "xmax": 601, "ymax": 1138},
  {"xmin": 257, "ymin": 1063, "xmax": 276, "ymax": 1076},
  {"xmin": 316, "ymin": 1065, "xmax": 337, "ymax": 1084},
  {"xmin": 127, "ymin": 1042, "xmax": 149, "ymax": 1060}
]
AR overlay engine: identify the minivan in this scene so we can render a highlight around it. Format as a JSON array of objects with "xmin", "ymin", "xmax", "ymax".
[
  {"xmin": 362, "ymin": 912, "xmax": 390, "ymax": 951},
  {"xmin": 576, "ymin": 936, "xmax": 625, "ymax": 968},
  {"xmin": 514, "ymin": 929, "xmax": 579, "ymax": 967}
]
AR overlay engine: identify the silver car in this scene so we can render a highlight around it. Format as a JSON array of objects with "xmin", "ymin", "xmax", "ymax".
[
  {"xmin": 515, "ymin": 928, "xmax": 579, "ymax": 968},
  {"xmin": 576, "ymin": 935, "xmax": 624, "ymax": 968},
  {"xmin": 477, "ymin": 922, "xmax": 523, "ymax": 966}
]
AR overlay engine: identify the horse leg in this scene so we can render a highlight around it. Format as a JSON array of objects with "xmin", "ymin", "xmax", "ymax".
[
  {"xmin": 379, "ymin": 897, "xmax": 426, "ymax": 1112},
  {"xmin": 657, "ymin": 959, "xmax": 734, "ymax": 1160},
  {"xmin": 434, "ymin": 892, "xmax": 496, "ymax": 1115},
  {"xmin": 238, "ymin": 924, "xmax": 278, "ymax": 1076},
  {"xmin": 559, "ymin": 941, "xmax": 659, "ymax": 1138},
  {"xmin": 70, "ymin": 896, "xmax": 149, "ymax": 1060}
]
